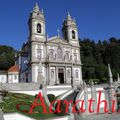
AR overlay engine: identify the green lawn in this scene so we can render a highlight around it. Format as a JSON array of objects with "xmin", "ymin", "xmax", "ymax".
[{"xmin": 0, "ymin": 92, "xmax": 66, "ymax": 119}]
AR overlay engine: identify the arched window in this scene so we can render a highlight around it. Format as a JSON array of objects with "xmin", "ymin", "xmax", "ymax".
[
  {"xmin": 37, "ymin": 23, "xmax": 41, "ymax": 33},
  {"xmin": 51, "ymin": 70, "xmax": 54, "ymax": 80},
  {"xmin": 72, "ymin": 30, "xmax": 76, "ymax": 39},
  {"xmin": 57, "ymin": 48, "xmax": 62, "ymax": 59}
]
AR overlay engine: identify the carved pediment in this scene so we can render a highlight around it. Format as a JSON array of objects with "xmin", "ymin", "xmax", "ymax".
[{"xmin": 47, "ymin": 36, "xmax": 71, "ymax": 45}]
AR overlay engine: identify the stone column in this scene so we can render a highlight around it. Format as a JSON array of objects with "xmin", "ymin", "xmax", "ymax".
[
  {"xmin": 64, "ymin": 66, "xmax": 67, "ymax": 84},
  {"xmin": 108, "ymin": 86, "xmax": 115, "ymax": 113},
  {"xmin": 49, "ymin": 65, "xmax": 55, "ymax": 85},
  {"xmin": 31, "ymin": 64, "xmax": 36, "ymax": 82},
  {"xmin": 0, "ymin": 108, "xmax": 4, "ymax": 120},
  {"xmin": 107, "ymin": 64, "xmax": 116, "ymax": 113},
  {"xmin": 55, "ymin": 66, "xmax": 59, "ymax": 84},
  {"xmin": 84, "ymin": 82, "xmax": 88, "ymax": 115},
  {"xmin": 46, "ymin": 65, "xmax": 48, "ymax": 85},
  {"xmin": 71, "ymin": 64, "xmax": 74, "ymax": 88},
  {"xmin": 91, "ymin": 81, "xmax": 97, "ymax": 112},
  {"xmin": 48, "ymin": 65, "xmax": 50, "ymax": 85},
  {"xmin": 46, "ymin": 65, "xmax": 50, "ymax": 85},
  {"xmin": 104, "ymin": 87, "xmax": 109, "ymax": 111},
  {"xmin": 55, "ymin": 66, "xmax": 58, "ymax": 84}
]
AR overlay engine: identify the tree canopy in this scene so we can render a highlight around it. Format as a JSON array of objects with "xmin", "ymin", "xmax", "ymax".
[
  {"xmin": 80, "ymin": 37, "xmax": 120, "ymax": 83},
  {"xmin": 0, "ymin": 45, "xmax": 15, "ymax": 70}
]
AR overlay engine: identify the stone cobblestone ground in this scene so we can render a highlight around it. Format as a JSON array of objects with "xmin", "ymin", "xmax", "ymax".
[{"xmin": 74, "ymin": 113, "xmax": 120, "ymax": 120}]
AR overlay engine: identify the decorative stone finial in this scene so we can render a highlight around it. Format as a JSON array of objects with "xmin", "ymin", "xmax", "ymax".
[
  {"xmin": 108, "ymin": 64, "xmax": 113, "ymax": 86},
  {"xmin": 33, "ymin": 2, "xmax": 40, "ymax": 13},
  {"xmin": 57, "ymin": 29, "xmax": 60, "ymax": 38},
  {"xmin": 41, "ymin": 8, "xmax": 44, "ymax": 14},
  {"xmin": 67, "ymin": 12, "xmax": 72, "ymax": 20},
  {"xmin": 73, "ymin": 17, "xmax": 76, "ymax": 22},
  {"xmin": 35, "ymin": 2, "xmax": 39, "ymax": 9}
]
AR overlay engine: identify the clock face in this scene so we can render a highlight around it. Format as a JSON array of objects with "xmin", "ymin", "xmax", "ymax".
[{"xmin": 37, "ymin": 23, "xmax": 41, "ymax": 33}]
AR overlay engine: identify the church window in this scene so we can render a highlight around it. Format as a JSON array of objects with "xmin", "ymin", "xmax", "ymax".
[
  {"xmin": 75, "ymin": 70, "xmax": 79, "ymax": 78},
  {"xmin": 72, "ymin": 30, "xmax": 76, "ymax": 39},
  {"xmin": 57, "ymin": 48, "xmax": 62, "ymax": 59},
  {"xmin": 37, "ymin": 23, "xmax": 41, "ymax": 33},
  {"xmin": 37, "ymin": 49, "xmax": 42, "ymax": 59}
]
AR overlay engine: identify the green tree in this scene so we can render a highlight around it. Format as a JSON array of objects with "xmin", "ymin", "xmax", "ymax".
[{"xmin": 0, "ymin": 45, "xmax": 15, "ymax": 70}]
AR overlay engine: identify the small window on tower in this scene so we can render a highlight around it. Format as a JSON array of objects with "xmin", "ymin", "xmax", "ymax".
[
  {"xmin": 75, "ymin": 70, "xmax": 79, "ymax": 78},
  {"xmin": 72, "ymin": 30, "xmax": 76, "ymax": 39},
  {"xmin": 37, "ymin": 23, "xmax": 41, "ymax": 33}
]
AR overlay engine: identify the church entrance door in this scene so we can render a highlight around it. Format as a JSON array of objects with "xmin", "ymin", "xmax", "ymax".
[{"xmin": 58, "ymin": 69, "xmax": 64, "ymax": 84}]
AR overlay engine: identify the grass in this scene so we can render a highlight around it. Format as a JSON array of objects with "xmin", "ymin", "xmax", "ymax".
[{"xmin": 0, "ymin": 92, "xmax": 66, "ymax": 119}]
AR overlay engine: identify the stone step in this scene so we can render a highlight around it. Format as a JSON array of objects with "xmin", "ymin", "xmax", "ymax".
[{"xmin": 47, "ymin": 85, "xmax": 72, "ymax": 91}]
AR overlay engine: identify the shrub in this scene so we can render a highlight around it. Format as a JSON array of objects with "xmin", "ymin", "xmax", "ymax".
[{"xmin": 47, "ymin": 94, "xmax": 56, "ymax": 103}]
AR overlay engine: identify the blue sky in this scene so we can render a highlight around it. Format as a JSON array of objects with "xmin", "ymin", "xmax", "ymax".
[{"xmin": 0, "ymin": 0, "xmax": 120, "ymax": 50}]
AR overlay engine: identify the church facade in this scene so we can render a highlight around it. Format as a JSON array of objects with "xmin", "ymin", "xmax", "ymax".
[{"xmin": 16, "ymin": 3, "xmax": 82, "ymax": 85}]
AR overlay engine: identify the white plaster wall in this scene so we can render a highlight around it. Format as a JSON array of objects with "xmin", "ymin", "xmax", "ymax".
[
  {"xmin": 8, "ymin": 73, "xmax": 19, "ymax": 83},
  {"xmin": 0, "ymin": 75, "xmax": 7, "ymax": 83}
]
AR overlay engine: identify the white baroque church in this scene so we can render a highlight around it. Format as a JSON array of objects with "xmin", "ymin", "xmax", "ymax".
[{"xmin": 15, "ymin": 3, "xmax": 83, "ymax": 86}]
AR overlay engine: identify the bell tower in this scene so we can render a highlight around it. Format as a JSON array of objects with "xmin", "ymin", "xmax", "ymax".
[
  {"xmin": 28, "ymin": 3, "xmax": 46, "ymax": 41},
  {"xmin": 62, "ymin": 13, "xmax": 79, "ymax": 44}
]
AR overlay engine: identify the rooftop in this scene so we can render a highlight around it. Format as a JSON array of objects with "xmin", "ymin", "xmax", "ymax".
[{"xmin": 8, "ymin": 65, "xmax": 19, "ymax": 72}]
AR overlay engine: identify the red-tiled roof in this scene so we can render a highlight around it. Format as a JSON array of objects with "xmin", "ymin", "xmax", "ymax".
[{"xmin": 8, "ymin": 65, "xmax": 19, "ymax": 72}]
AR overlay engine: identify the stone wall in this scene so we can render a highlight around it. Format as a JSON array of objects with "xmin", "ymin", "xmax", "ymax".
[{"xmin": 0, "ymin": 83, "xmax": 40, "ymax": 91}]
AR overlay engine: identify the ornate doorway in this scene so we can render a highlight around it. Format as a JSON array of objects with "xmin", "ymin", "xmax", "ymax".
[{"xmin": 58, "ymin": 68, "xmax": 64, "ymax": 84}]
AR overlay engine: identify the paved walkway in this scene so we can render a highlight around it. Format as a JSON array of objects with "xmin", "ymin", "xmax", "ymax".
[
  {"xmin": 4, "ymin": 113, "xmax": 35, "ymax": 120},
  {"xmin": 74, "ymin": 113, "xmax": 120, "ymax": 120}
]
